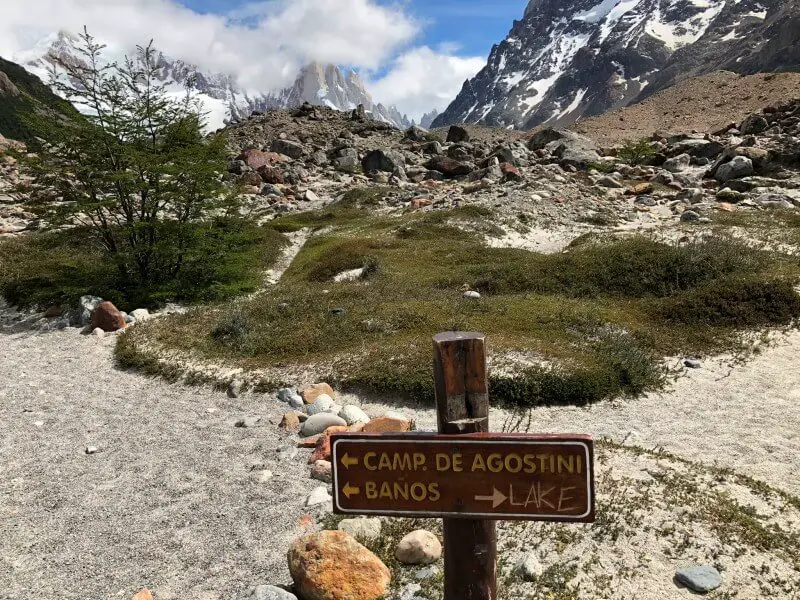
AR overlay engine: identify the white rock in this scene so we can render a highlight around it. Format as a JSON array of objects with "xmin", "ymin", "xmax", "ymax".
[
  {"xmin": 92, "ymin": 327, "xmax": 105, "ymax": 338},
  {"xmin": 515, "ymin": 552, "xmax": 544, "ymax": 581},
  {"xmin": 305, "ymin": 485, "xmax": 331, "ymax": 506},
  {"xmin": 85, "ymin": 446, "xmax": 98, "ymax": 455},
  {"xmin": 130, "ymin": 308, "xmax": 151, "ymax": 323},
  {"xmin": 395, "ymin": 530, "xmax": 442, "ymax": 565},
  {"xmin": 385, "ymin": 410, "xmax": 410, "ymax": 422},
  {"xmin": 339, "ymin": 405, "xmax": 371, "ymax": 426},
  {"xmin": 463, "ymin": 290, "xmax": 481, "ymax": 299},
  {"xmin": 306, "ymin": 394, "xmax": 335, "ymax": 416},
  {"xmin": 301, "ymin": 413, "xmax": 347, "ymax": 437},
  {"xmin": 338, "ymin": 517, "xmax": 382, "ymax": 542}
]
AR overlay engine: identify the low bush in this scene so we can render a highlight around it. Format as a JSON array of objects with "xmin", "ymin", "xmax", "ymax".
[
  {"xmin": 0, "ymin": 218, "xmax": 287, "ymax": 311},
  {"xmin": 617, "ymin": 138, "xmax": 657, "ymax": 165}
]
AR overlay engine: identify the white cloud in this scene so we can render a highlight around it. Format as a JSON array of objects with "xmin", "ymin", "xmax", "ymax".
[
  {"xmin": 0, "ymin": 0, "xmax": 485, "ymax": 118},
  {"xmin": 368, "ymin": 47, "xmax": 485, "ymax": 120}
]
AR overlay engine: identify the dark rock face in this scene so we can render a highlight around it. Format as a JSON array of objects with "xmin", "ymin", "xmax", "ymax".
[{"xmin": 433, "ymin": 0, "xmax": 795, "ymax": 132}]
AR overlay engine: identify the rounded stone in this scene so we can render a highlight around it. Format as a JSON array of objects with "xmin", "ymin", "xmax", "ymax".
[
  {"xmin": 515, "ymin": 552, "xmax": 544, "ymax": 581},
  {"xmin": 339, "ymin": 405, "xmax": 371, "ymax": 426},
  {"xmin": 675, "ymin": 565, "xmax": 723, "ymax": 593},
  {"xmin": 240, "ymin": 584, "xmax": 298, "ymax": 600},
  {"xmin": 338, "ymin": 517, "xmax": 382, "ymax": 542},
  {"xmin": 301, "ymin": 413, "xmax": 347, "ymax": 437},
  {"xmin": 288, "ymin": 531, "xmax": 390, "ymax": 600},
  {"xmin": 463, "ymin": 290, "xmax": 481, "ymax": 299},
  {"xmin": 395, "ymin": 530, "xmax": 442, "ymax": 565},
  {"xmin": 306, "ymin": 394, "xmax": 335, "ymax": 416}
]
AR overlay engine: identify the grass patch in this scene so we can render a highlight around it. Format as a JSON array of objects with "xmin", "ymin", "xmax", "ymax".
[
  {"xmin": 121, "ymin": 202, "xmax": 800, "ymax": 407},
  {"xmin": 0, "ymin": 218, "xmax": 287, "ymax": 311}
]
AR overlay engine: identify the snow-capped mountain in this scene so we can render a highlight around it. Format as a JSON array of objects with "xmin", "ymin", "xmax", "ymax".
[
  {"xmin": 433, "ymin": 0, "xmax": 795, "ymax": 131},
  {"xmin": 16, "ymin": 32, "xmax": 413, "ymax": 131}
]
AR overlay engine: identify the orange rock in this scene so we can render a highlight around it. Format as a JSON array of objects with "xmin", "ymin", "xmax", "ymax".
[
  {"xmin": 90, "ymin": 301, "xmax": 126, "ymax": 332},
  {"xmin": 288, "ymin": 531, "xmax": 390, "ymax": 600},
  {"xmin": 363, "ymin": 416, "xmax": 411, "ymax": 434},
  {"xmin": 349, "ymin": 423, "xmax": 366, "ymax": 433},
  {"xmin": 297, "ymin": 435, "xmax": 321, "ymax": 448},
  {"xmin": 301, "ymin": 383, "xmax": 336, "ymax": 404},
  {"xmin": 131, "ymin": 589, "xmax": 153, "ymax": 600},
  {"xmin": 279, "ymin": 412, "xmax": 301, "ymax": 432},
  {"xmin": 631, "ymin": 182, "xmax": 654, "ymax": 195},
  {"xmin": 309, "ymin": 436, "xmax": 332, "ymax": 463}
]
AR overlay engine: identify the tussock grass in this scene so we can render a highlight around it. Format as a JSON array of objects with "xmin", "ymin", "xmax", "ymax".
[{"xmin": 120, "ymin": 194, "xmax": 800, "ymax": 408}]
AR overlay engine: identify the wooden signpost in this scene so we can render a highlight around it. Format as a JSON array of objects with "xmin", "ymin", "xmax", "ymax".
[{"xmin": 330, "ymin": 332, "xmax": 596, "ymax": 600}]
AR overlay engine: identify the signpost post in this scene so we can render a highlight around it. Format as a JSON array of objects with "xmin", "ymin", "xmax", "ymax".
[{"xmin": 330, "ymin": 332, "xmax": 595, "ymax": 600}]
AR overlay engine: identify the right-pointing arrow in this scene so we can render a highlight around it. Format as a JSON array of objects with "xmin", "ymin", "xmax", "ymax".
[{"xmin": 474, "ymin": 487, "xmax": 508, "ymax": 509}]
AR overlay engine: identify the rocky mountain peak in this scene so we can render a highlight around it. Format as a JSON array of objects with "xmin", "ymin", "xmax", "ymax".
[{"xmin": 433, "ymin": 0, "xmax": 793, "ymax": 131}]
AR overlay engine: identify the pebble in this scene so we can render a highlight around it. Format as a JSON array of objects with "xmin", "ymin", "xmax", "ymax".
[
  {"xmin": 339, "ymin": 405, "xmax": 371, "ymax": 425},
  {"xmin": 256, "ymin": 470, "xmax": 274, "ymax": 483},
  {"xmin": 131, "ymin": 589, "xmax": 153, "ymax": 600},
  {"xmin": 395, "ymin": 530, "xmax": 442, "ymax": 565},
  {"xmin": 675, "ymin": 565, "xmax": 723, "ymax": 593},
  {"xmin": 235, "ymin": 416, "xmax": 261, "ymax": 428},
  {"xmin": 330, "ymin": 308, "xmax": 347, "ymax": 317},
  {"xmin": 310, "ymin": 460, "xmax": 332, "ymax": 483},
  {"xmin": 305, "ymin": 485, "xmax": 332, "ymax": 507},
  {"xmin": 92, "ymin": 327, "xmax": 105, "ymax": 338},
  {"xmin": 680, "ymin": 210, "xmax": 700, "ymax": 222},
  {"xmin": 414, "ymin": 566, "xmax": 440, "ymax": 580},
  {"xmin": 338, "ymin": 517, "xmax": 382, "ymax": 542},
  {"xmin": 240, "ymin": 584, "xmax": 298, "ymax": 600},
  {"xmin": 277, "ymin": 446, "xmax": 299, "ymax": 461},
  {"xmin": 684, "ymin": 358, "xmax": 702, "ymax": 369},
  {"xmin": 85, "ymin": 446, "xmax": 98, "ymax": 455},
  {"xmin": 515, "ymin": 552, "xmax": 544, "ymax": 581},
  {"xmin": 463, "ymin": 290, "xmax": 481, "ymax": 299},
  {"xmin": 301, "ymin": 413, "xmax": 347, "ymax": 437}
]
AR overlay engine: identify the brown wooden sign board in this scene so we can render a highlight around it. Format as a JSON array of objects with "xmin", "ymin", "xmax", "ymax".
[{"xmin": 331, "ymin": 432, "xmax": 595, "ymax": 522}]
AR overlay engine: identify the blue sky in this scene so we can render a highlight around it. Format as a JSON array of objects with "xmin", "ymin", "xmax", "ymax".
[{"xmin": 179, "ymin": 0, "xmax": 527, "ymax": 65}]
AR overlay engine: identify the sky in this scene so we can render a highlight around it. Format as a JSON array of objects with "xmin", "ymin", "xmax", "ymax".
[{"xmin": 0, "ymin": 0, "xmax": 528, "ymax": 121}]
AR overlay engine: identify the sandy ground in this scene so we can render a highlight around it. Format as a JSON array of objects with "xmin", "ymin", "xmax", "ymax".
[{"xmin": 2, "ymin": 314, "xmax": 799, "ymax": 598}]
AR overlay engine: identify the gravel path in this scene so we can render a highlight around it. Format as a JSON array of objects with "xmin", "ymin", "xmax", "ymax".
[{"xmin": 0, "ymin": 327, "xmax": 316, "ymax": 600}]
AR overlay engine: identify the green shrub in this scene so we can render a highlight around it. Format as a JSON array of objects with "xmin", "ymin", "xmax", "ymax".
[{"xmin": 617, "ymin": 138, "xmax": 657, "ymax": 165}]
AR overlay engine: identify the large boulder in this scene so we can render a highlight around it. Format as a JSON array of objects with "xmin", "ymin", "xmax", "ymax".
[
  {"xmin": 715, "ymin": 156, "xmax": 755, "ymax": 182},
  {"xmin": 404, "ymin": 125, "xmax": 430, "ymax": 142},
  {"xmin": 270, "ymin": 139, "xmax": 305, "ymax": 159},
  {"xmin": 446, "ymin": 125, "xmax": 470, "ymax": 143},
  {"xmin": 395, "ymin": 530, "xmax": 442, "ymax": 565},
  {"xmin": 362, "ymin": 149, "xmax": 406, "ymax": 173},
  {"xmin": 529, "ymin": 129, "xmax": 601, "ymax": 168},
  {"xmin": 90, "ymin": 301, "xmax": 126, "ymax": 332},
  {"xmin": 236, "ymin": 149, "xmax": 285, "ymax": 170},
  {"xmin": 424, "ymin": 156, "xmax": 473, "ymax": 178},
  {"xmin": 288, "ymin": 531, "xmax": 390, "ymax": 600}
]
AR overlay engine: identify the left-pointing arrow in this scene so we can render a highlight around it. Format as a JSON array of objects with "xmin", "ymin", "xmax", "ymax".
[
  {"xmin": 343, "ymin": 483, "xmax": 361, "ymax": 499},
  {"xmin": 341, "ymin": 453, "xmax": 359, "ymax": 469}
]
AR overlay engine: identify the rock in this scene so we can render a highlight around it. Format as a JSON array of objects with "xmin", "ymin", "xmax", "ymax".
[
  {"xmin": 333, "ymin": 155, "xmax": 360, "ymax": 173},
  {"xmin": 302, "ymin": 383, "xmax": 336, "ymax": 404},
  {"xmin": 235, "ymin": 415, "xmax": 261, "ymax": 428},
  {"xmin": 596, "ymin": 176, "xmax": 624, "ymax": 188},
  {"xmin": 463, "ymin": 290, "xmax": 481, "ymax": 299},
  {"xmin": 446, "ymin": 125, "xmax": 470, "ymax": 143},
  {"xmin": 424, "ymin": 156, "xmax": 473, "ymax": 178},
  {"xmin": 414, "ymin": 566, "xmax": 440, "ymax": 581},
  {"xmin": 257, "ymin": 166, "xmax": 285, "ymax": 184},
  {"xmin": 684, "ymin": 358, "xmax": 702, "ymax": 369},
  {"xmin": 500, "ymin": 162, "xmax": 524, "ymax": 182},
  {"xmin": 663, "ymin": 153, "xmax": 691, "ymax": 173},
  {"xmin": 307, "ymin": 394, "xmax": 336, "ymax": 416},
  {"xmin": 301, "ymin": 413, "xmax": 347, "ymax": 437},
  {"xmin": 237, "ymin": 148, "xmax": 285, "ymax": 169},
  {"xmin": 716, "ymin": 156, "xmax": 754, "ymax": 182},
  {"xmin": 91, "ymin": 327, "xmax": 105, "ymax": 338},
  {"xmin": 675, "ymin": 565, "xmax": 723, "ymax": 593},
  {"xmin": 255, "ymin": 470, "xmax": 274, "ymax": 483},
  {"xmin": 130, "ymin": 308, "xmax": 150, "ymax": 323},
  {"xmin": 279, "ymin": 412, "xmax": 302, "ymax": 432},
  {"xmin": 278, "ymin": 388, "xmax": 305, "ymax": 409},
  {"xmin": 339, "ymin": 405, "xmax": 370, "ymax": 426},
  {"xmin": 740, "ymin": 114, "xmax": 769, "ymax": 135},
  {"xmin": 330, "ymin": 308, "xmax": 347, "ymax": 317},
  {"xmin": 515, "ymin": 552, "xmax": 544, "ymax": 581},
  {"xmin": 228, "ymin": 379, "xmax": 243, "ymax": 398},
  {"xmin": 305, "ymin": 486, "xmax": 331, "ymax": 507},
  {"xmin": 756, "ymin": 193, "xmax": 795, "ymax": 209},
  {"xmin": 395, "ymin": 530, "xmax": 442, "ymax": 565},
  {"xmin": 270, "ymin": 139, "xmax": 305, "ymax": 159},
  {"xmin": 308, "ymin": 433, "xmax": 335, "ymax": 464},
  {"xmin": 529, "ymin": 129, "xmax": 600, "ymax": 168},
  {"xmin": 311, "ymin": 460, "xmax": 332, "ymax": 483},
  {"xmin": 677, "ymin": 187, "xmax": 704, "ymax": 203},
  {"xmin": 85, "ymin": 445, "xmax": 98, "ymax": 454},
  {"xmin": 405, "ymin": 125, "xmax": 430, "ymax": 142},
  {"xmin": 680, "ymin": 210, "xmax": 700, "ymax": 222},
  {"xmin": 304, "ymin": 190, "xmax": 320, "ymax": 203},
  {"xmin": 43, "ymin": 304, "xmax": 63, "ymax": 318},
  {"xmin": 240, "ymin": 585, "xmax": 297, "ymax": 600},
  {"xmin": 362, "ymin": 149, "xmax": 405, "ymax": 174},
  {"xmin": 338, "ymin": 517, "xmax": 382, "ymax": 542},
  {"xmin": 631, "ymin": 182, "xmax": 654, "ymax": 195},
  {"xmin": 131, "ymin": 589, "xmax": 153, "ymax": 600},
  {"xmin": 716, "ymin": 188, "xmax": 746, "ymax": 203},
  {"xmin": 363, "ymin": 416, "xmax": 411, "ymax": 434},
  {"xmin": 398, "ymin": 583, "xmax": 422, "ymax": 600},
  {"xmin": 90, "ymin": 301, "xmax": 126, "ymax": 332},
  {"xmin": 288, "ymin": 531, "xmax": 390, "ymax": 600}
]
